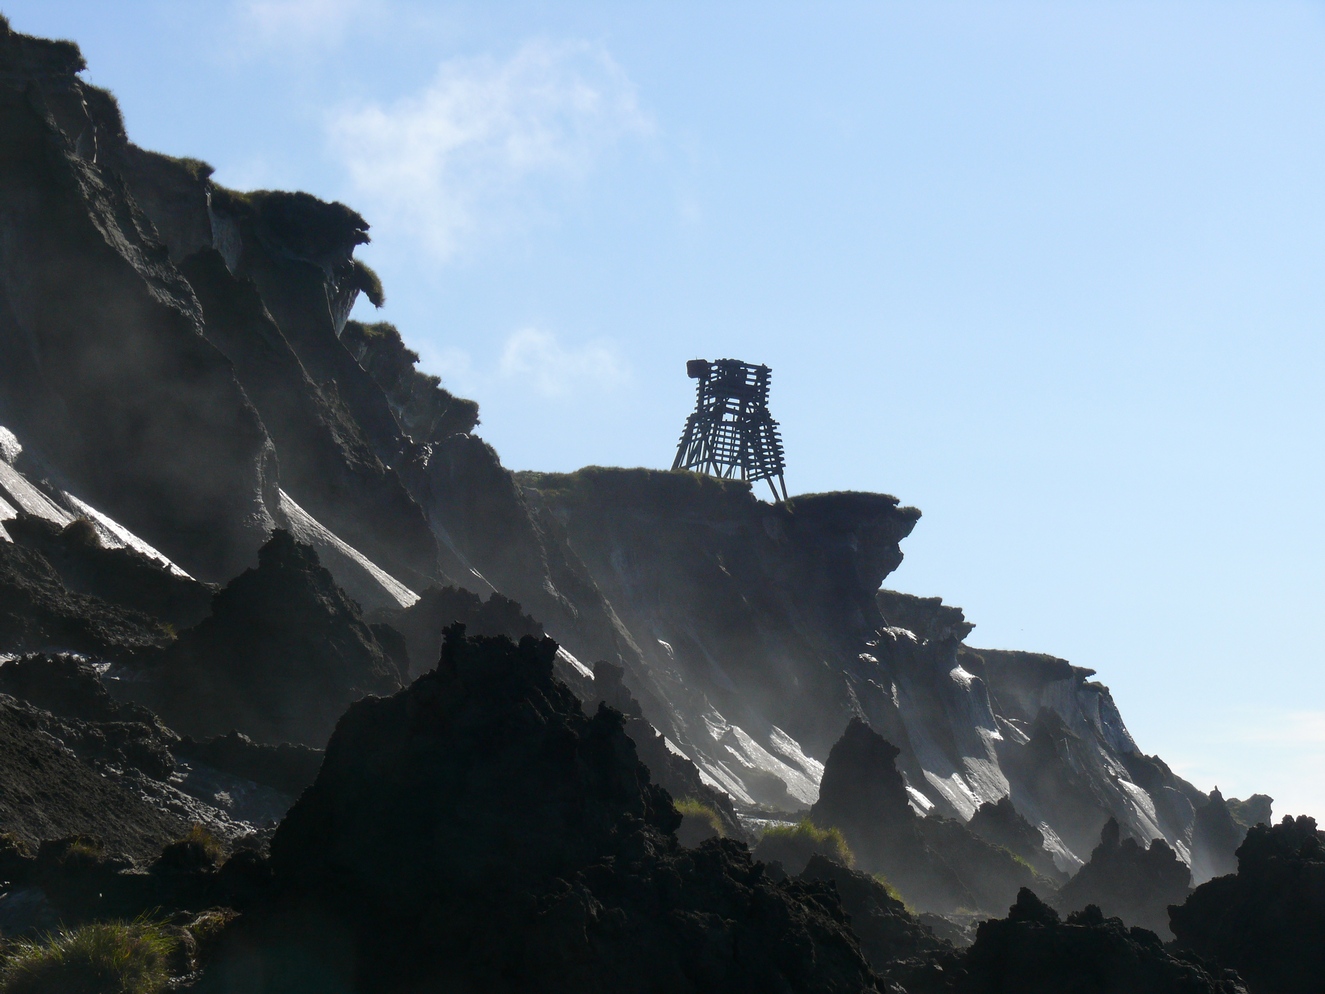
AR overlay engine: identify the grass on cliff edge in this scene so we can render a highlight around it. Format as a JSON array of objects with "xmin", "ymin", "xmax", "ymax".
[
  {"xmin": 753, "ymin": 820, "xmax": 854, "ymax": 873},
  {"xmin": 0, "ymin": 920, "xmax": 176, "ymax": 994}
]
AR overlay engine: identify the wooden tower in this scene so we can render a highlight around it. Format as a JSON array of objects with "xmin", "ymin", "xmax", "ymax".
[{"xmin": 671, "ymin": 358, "xmax": 788, "ymax": 501}]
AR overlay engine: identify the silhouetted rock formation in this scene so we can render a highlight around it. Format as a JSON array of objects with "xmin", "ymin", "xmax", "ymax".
[
  {"xmin": 1171, "ymin": 815, "xmax": 1325, "ymax": 994},
  {"xmin": 134, "ymin": 531, "xmax": 403, "ymax": 745},
  {"xmin": 810, "ymin": 718, "xmax": 1048, "ymax": 914},
  {"xmin": 968, "ymin": 797, "xmax": 1067, "ymax": 884},
  {"xmin": 386, "ymin": 583, "xmax": 543, "ymax": 678},
  {"xmin": 1056, "ymin": 818, "xmax": 1191, "ymax": 939},
  {"xmin": 961, "ymin": 888, "xmax": 1245, "ymax": 994},
  {"xmin": 200, "ymin": 629, "xmax": 886, "ymax": 993},
  {"xmin": 798, "ymin": 852, "xmax": 952, "ymax": 983},
  {"xmin": 1190, "ymin": 789, "xmax": 1248, "ymax": 885}
]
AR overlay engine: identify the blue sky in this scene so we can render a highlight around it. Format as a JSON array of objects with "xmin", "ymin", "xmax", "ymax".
[{"xmin": 7, "ymin": 1, "xmax": 1323, "ymax": 820}]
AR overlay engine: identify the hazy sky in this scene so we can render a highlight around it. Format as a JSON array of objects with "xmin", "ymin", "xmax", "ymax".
[{"xmin": 7, "ymin": 1, "xmax": 1323, "ymax": 819}]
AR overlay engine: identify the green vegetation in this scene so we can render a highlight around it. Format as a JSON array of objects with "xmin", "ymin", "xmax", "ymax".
[
  {"xmin": 162, "ymin": 155, "xmax": 215, "ymax": 182},
  {"xmin": 872, "ymin": 873, "xmax": 913, "ymax": 912},
  {"xmin": 349, "ymin": 259, "xmax": 385, "ymax": 307},
  {"xmin": 0, "ymin": 921, "xmax": 176, "ymax": 994},
  {"xmin": 674, "ymin": 797, "xmax": 725, "ymax": 839},
  {"xmin": 753, "ymin": 819, "xmax": 854, "ymax": 873}
]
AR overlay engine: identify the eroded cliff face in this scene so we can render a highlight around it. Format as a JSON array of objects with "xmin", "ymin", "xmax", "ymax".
[
  {"xmin": 0, "ymin": 14, "xmax": 1266, "ymax": 927},
  {"xmin": 517, "ymin": 469, "xmax": 1226, "ymax": 875}
]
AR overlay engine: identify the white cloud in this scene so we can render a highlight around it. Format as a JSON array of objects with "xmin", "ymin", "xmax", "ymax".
[
  {"xmin": 327, "ymin": 40, "xmax": 650, "ymax": 260},
  {"xmin": 498, "ymin": 328, "xmax": 630, "ymax": 399},
  {"xmin": 237, "ymin": 0, "xmax": 375, "ymax": 47}
]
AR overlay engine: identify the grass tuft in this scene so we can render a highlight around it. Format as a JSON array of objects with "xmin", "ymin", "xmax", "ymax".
[
  {"xmin": 754, "ymin": 819, "xmax": 854, "ymax": 873},
  {"xmin": 0, "ymin": 920, "xmax": 175, "ymax": 994},
  {"xmin": 674, "ymin": 798, "xmax": 726, "ymax": 839}
]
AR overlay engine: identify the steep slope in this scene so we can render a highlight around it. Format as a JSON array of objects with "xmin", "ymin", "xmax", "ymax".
[{"xmin": 0, "ymin": 25, "xmax": 275, "ymax": 581}]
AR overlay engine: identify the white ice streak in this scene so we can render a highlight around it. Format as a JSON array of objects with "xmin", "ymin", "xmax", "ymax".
[
  {"xmin": 276, "ymin": 488, "xmax": 419, "ymax": 612},
  {"xmin": 61, "ymin": 494, "xmax": 193, "ymax": 579}
]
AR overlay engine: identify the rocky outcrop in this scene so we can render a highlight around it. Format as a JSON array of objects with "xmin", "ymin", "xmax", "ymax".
[
  {"xmin": 968, "ymin": 797, "xmax": 1066, "ymax": 884},
  {"xmin": 1170, "ymin": 815, "xmax": 1325, "ymax": 994},
  {"xmin": 960, "ymin": 888, "xmax": 1246, "ymax": 994},
  {"xmin": 810, "ymin": 718, "xmax": 1048, "ymax": 915},
  {"xmin": 0, "ymin": 539, "xmax": 169, "ymax": 659},
  {"xmin": 130, "ymin": 531, "xmax": 404, "ymax": 746},
  {"xmin": 341, "ymin": 320, "xmax": 479, "ymax": 444},
  {"xmin": 1190, "ymin": 789, "xmax": 1249, "ymax": 886},
  {"xmin": 1056, "ymin": 818, "xmax": 1191, "ymax": 939},
  {"xmin": 200, "ymin": 629, "xmax": 888, "ymax": 993},
  {"xmin": 384, "ymin": 584, "xmax": 543, "ymax": 678}
]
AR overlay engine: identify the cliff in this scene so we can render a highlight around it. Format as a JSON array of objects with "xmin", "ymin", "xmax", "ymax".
[{"xmin": 0, "ymin": 17, "xmax": 1297, "ymax": 988}]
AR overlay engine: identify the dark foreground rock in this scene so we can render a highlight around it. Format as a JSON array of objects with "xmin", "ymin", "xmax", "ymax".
[
  {"xmin": 1170, "ymin": 815, "xmax": 1325, "ymax": 994},
  {"xmin": 129, "ymin": 531, "xmax": 404, "ymax": 746},
  {"xmin": 198, "ymin": 630, "xmax": 888, "ymax": 993},
  {"xmin": 959, "ymin": 888, "xmax": 1245, "ymax": 994},
  {"xmin": 1056, "ymin": 817, "xmax": 1191, "ymax": 939}
]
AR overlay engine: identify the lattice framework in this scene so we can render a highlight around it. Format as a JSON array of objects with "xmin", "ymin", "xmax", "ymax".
[{"xmin": 671, "ymin": 358, "xmax": 788, "ymax": 501}]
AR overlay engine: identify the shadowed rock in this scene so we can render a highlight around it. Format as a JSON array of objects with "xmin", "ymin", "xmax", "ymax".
[
  {"xmin": 960, "ymin": 888, "xmax": 1245, "ymax": 994},
  {"xmin": 134, "ymin": 531, "xmax": 403, "ymax": 746},
  {"xmin": 1056, "ymin": 818, "xmax": 1191, "ymax": 939},
  {"xmin": 1170, "ymin": 815, "xmax": 1325, "ymax": 994},
  {"xmin": 810, "ymin": 718, "xmax": 1047, "ymax": 915},
  {"xmin": 199, "ymin": 629, "xmax": 888, "ymax": 993}
]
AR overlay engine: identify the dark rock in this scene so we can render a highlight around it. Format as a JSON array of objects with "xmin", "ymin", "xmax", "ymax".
[
  {"xmin": 0, "ymin": 697, "xmax": 188, "ymax": 859},
  {"xmin": 960, "ymin": 888, "xmax": 1245, "ymax": 994},
  {"xmin": 0, "ymin": 540, "xmax": 170, "ymax": 658},
  {"xmin": 5, "ymin": 513, "xmax": 214, "ymax": 627},
  {"xmin": 200, "ymin": 629, "xmax": 886, "ymax": 993},
  {"xmin": 1170, "ymin": 815, "xmax": 1325, "ymax": 994},
  {"xmin": 968, "ymin": 797, "xmax": 1067, "ymax": 884},
  {"xmin": 810, "ymin": 718, "xmax": 1046, "ymax": 915},
  {"xmin": 133, "ymin": 531, "xmax": 403, "ymax": 746},
  {"xmin": 174, "ymin": 731, "xmax": 323, "ymax": 798},
  {"xmin": 1056, "ymin": 818, "xmax": 1191, "ymax": 939},
  {"xmin": 798, "ymin": 853, "xmax": 950, "ymax": 974},
  {"xmin": 385, "ymin": 583, "xmax": 543, "ymax": 678},
  {"xmin": 0, "ymin": 653, "xmax": 157, "ymax": 725},
  {"xmin": 1190, "ymin": 788, "xmax": 1247, "ymax": 885}
]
